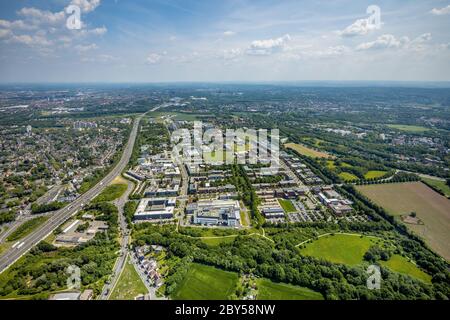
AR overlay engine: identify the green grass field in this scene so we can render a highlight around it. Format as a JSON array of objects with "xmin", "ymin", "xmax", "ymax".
[
  {"xmin": 0, "ymin": 242, "xmax": 10, "ymax": 256},
  {"xmin": 256, "ymin": 278, "xmax": 323, "ymax": 300},
  {"xmin": 386, "ymin": 124, "xmax": 430, "ymax": 132},
  {"xmin": 339, "ymin": 172, "xmax": 359, "ymax": 182},
  {"xmin": 109, "ymin": 257, "xmax": 148, "ymax": 300},
  {"xmin": 278, "ymin": 199, "xmax": 296, "ymax": 213},
  {"xmin": 380, "ymin": 255, "xmax": 432, "ymax": 283},
  {"xmin": 93, "ymin": 184, "xmax": 128, "ymax": 203},
  {"xmin": 240, "ymin": 211, "xmax": 249, "ymax": 227},
  {"xmin": 326, "ymin": 160, "xmax": 336, "ymax": 170},
  {"xmin": 422, "ymin": 177, "xmax": 450, "ymax": 197},
  {"xmin": 285, "ymin": 143, "xmax": 331, "ymax": 159},
  {"xmin": 172, "ymin": 263, "xmax": 238, "ymax": 300},
  {"xmin": 6, "ymin": 216, "xmax": 48, "ymax": 242},
  {"xmin": 364, "ymin": 170, "xmax": 387, "ymax": 179},
  {"xmin": 201, "ymin": 237, "xmax": 237, "ymax": 246},
  {"xmin": 357, "ymin": 182, "xmax": 450, "ymax": 261},
  {"xmin": 300, "ymin": 234, "xmax": 377, "ymax": 266}
]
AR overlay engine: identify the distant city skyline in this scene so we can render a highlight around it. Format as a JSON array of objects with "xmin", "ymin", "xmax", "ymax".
[{"xmin": 0, "ymin": 0, "xmax": 449, "ymax": 83}]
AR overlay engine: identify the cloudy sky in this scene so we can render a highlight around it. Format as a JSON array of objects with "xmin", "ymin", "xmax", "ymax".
[{"xmin": 0, "ymin": 0, "xmax": 449, "ymax": 82}]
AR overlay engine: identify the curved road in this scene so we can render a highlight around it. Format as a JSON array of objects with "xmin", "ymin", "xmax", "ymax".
[{"xmin": 0, "ymin": 115, "xmax": 142, "ymax": 275}]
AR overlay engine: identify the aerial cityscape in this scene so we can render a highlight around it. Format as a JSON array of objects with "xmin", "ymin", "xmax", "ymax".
[{"xmin": 0, "ymin": 0, "xmax": 449, "ymax": 310}]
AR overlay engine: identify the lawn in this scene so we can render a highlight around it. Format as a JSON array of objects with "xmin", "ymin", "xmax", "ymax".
[
  {"xmin": 357, "ymin": 182, "xmax": 450, "ymax": 261},
  {"xmin": 364, "ymin": 170, "xmax": 387, "ymax": 179},
  {"xmin": 278, "ymin": 199, "xmax": 296, "ymax": 213},
  {"xmin": 111, "ymin": 175, "xmax": 128, "ymax": 185},
  {"xmin": 109, "ymin": 256, "xmax": 148, "ymax": 300},
  {"xmin": 0, "ymin": 242, "xmax": 11, "ymax": 256},
  {"xmin": 239, "ymin": 211, "xmax": 249, "ymax": 227},
  {"xmin": 326, "ymin": 160, "xmax": 336, "ymax": 170},
  {"xmin": 386, "ymin": 124, "xmax": 430, "ymax": 132},
  {"xmin": 339, "ymin": 172, "xmax": 359, "ymax": 182},
  {"xmin": 300, "ymin": 234, "xmax": 377, "ymax": 266},
  {"xmin": 93, "ymin": 184, "xmax": 128, "ymax": 203},
  {"xmin": 172, "ymin": 263, "xmax": 238, "ymax": 300},
  {"xmin": 6, "ymin": 216, "xmax": 48, "ymax": 242},
  {"xmin": 284, "ymin": 143, "xmax": 331, "ymax": 159},
  {"xmin": 380, "ymin": 255, "xmax": 432, "ymax": 283},
  {"xmin": 422, "ymin": 177, "xmax": 450, "ymax": 197},
  {"xmin": 201, "ymin": 237, "xmax": 237, "ymax": 247},
  {"xmin": 256, "ymin": 278, "xmax": 323, "ymax": 300}
]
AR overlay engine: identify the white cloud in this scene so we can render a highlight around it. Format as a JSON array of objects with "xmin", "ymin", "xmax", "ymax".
[
  {"xmin": 221, "ymin": 48, "xmax": 242, "ymax": 60},
  {"xmin": 0, "ymin": 29, "xmax": 12, "ymax": 39},
  {"xmin": 430, "ymin": 5, "xmax": 450, "ymax": 15},
  {"xmin": 0, "ymin": 2, "xmax": 106, "ymax": 55},
  {"xmin": 70, "ymin": 0, "xmax": 102, "ymax": 13},
  {"xmin": 18, "ymin": 7, "xmax": 65, "ymax": 25},
  {"xmin": 146, "ymin": 53, "xmax": 162, "ymax": 64},
  {"xmin": 0, "ymin": 19, "xmax": 33, "ymax": 30},
  {"xmin": 223, "ymin": 31, "xmax": 236, "ymax": 37},
  {"xmin": 246, "ymin": 34, "xmax": 291, "ymax": 55},
  {"xmin": 438, "ymin": 43, "xmax": 450, "ymax": 50},
  {"xmin": 338, "ymin": 18, "xmax": 379, "ymax": 37},
  {"xmin": 10, "ymin": 34, "xmax": 52, "ymax": 46},
  {"xmin": 316, "ymin": 46, "xmax": 350, "ymax": 57},
  {"xmin": 81, "ymin": 54, "xmax": 117, "ymax": 63},
  {"xmin": 356, "ymin": 33, "xmax": 432, "ymax": 51},
  {"xmin": 75, "ymin": 43, "xmax": 98, "ymax": 52},
  {"xmin": 86, "ymin": 26, "xmax": 107, "ymax": 36},
  {"xmin": 356, "ymin": 34, "xmax": 403, "ymax": 50}
]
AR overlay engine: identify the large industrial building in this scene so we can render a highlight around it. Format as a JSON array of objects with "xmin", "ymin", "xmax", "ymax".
[
  {"xmin": 189, "ymin": 199, "xmax": 241, "ymax": 227},
  {"xmin": 134, "ymin": 197, "xmax": 176, "ymax": 221}
]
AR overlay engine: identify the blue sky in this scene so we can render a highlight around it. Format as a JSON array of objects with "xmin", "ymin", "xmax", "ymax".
[{"xmin": 0, "ymin": 0, "xmax": 449, "ymax": 82}]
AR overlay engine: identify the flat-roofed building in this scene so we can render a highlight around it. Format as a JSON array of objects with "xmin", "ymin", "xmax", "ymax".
[
  {"xmin": 261, "ymin": 206, "xmax": 285, "ymax": 219},
  {"xmin": 192, "ymin": 199, "xmax": 241, "ymax": 227},
  {"xmin": 134, "ymin": 197, "xmax": 176, "ymax": 221}
]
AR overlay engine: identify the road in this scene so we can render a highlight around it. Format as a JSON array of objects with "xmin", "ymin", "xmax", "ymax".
[
  {"xmin": 0, "ymin": 115, "xmax": 142, "ymax": 275},
  {"xmin": 129, "ymin": 253, "xmax": 167, "ymax": 300},
  {"xmin": 101, "ymin": 180, "xmax": 134, "ymax": 300},
  {"xmin": 0, "ymin": 184, "xmax": 63, "ymax": 244},
  {"xmin": 176, "ymin": 158, "xmax": 189, "ymax": 224}
]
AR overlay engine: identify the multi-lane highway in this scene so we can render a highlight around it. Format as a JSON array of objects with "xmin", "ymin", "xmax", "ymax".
[{"xmin": 0, "ymin": 115, "xmax": 142, "ymax": 275}]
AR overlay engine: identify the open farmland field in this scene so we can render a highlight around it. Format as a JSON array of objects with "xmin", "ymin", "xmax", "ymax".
[
  {"xmin": 171, "ymin": 263, "xmax": 238, "ymax": 300},
  {"xmin": 300, "ymin": 234, "xmax": 378, "ymax": 266},
  {"xmin": 357, "ymin": 182, "xmax": 450, "ymax": 261},
  {"xmin": 256, "ymin": 279, "xmax": 323, "ymax": 300},
  {"xmin": 285, "ymin": 143, "xmax": 332, "ymax": 159}
]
